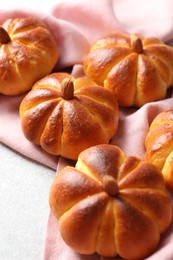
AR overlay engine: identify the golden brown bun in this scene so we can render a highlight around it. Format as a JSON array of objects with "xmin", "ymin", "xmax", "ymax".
[
  {"xmin": 83, "ymin": 33, "xmax": 173, "ymax": 107},
  {"xmin": 162, "ymin": 151, "xmax": 173, "ymax": 191},
  {"xmin": 0, "ymin": 17, "xmax": 59, "ymax": 95},
  {"xmin": 19, "ymin": 73, "xmax": 119, "ymax": 160},
  {"xmin": 145, "ymin": 110, "xmax": 173, "ymax": 191},
  {"xmin": 49, "ymin": 144, "xmax": 172, "ymax": 259}
]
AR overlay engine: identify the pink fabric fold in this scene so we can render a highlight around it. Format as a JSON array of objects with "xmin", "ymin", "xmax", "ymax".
[
  {"xmin": 1, "ymin": 0, "xmax": 173, "ymax": 259},
  {"xmin": 0, "ymin": 94, "xmax": 59, "ymax": 170}
]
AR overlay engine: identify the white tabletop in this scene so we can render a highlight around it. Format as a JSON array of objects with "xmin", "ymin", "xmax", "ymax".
[{"xmin": 0, "ymin": 143, "xmax": 55, "ymax": 260}]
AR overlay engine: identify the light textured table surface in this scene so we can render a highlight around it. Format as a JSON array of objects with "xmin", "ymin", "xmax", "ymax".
[
  {"xmin": 0, "ymin": 143, "xmax": 55, "ymax": 260},
  {"xmin": 0, "ymin": 1, "xmax": 58, "ymax": 260}
]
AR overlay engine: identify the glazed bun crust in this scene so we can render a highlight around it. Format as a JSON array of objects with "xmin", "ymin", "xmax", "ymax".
[
  {"xmin": 83, "ymin": 33, "xmax": 173, "ymax": 107},
  {"xmin": 162, "ymin": 151, "xmax": 173, "ymax": 191},
  {"xmin": 145, "ymin": 110, "xmax": 173, "ymax": 191},
  {"xmin": 20, "ymin": 73, "xmax": 119, "ymax": 160},
  {"xmin": 49, "ymin": 144, "xmax": 172, "ymax": 259},
  {"xmin": 0, "ymin": 17, "xmax": 59, "ymax": 95}
]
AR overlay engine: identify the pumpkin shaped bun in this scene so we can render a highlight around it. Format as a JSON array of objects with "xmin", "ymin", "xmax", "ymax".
[
  {"xmin": 145, "ymin": 110, "xmax": 173, "ymax": 191},
  {"xmin": 83, "ymin": 33, "xmax": 173, "ymax": 107},
  {"xmin": 19, "ymin": 73, "xmax": 119, "ymax": 160},
  {"xmin": 49, "ymin": 144, "xmax": 172, "ymax": 259},
  {"xmin": 0, "ymin": 17, "xmax": 59, "ymax": 95}
]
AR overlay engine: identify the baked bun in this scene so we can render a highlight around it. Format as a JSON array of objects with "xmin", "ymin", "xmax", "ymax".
[
  {"xmin": 19, "ymin": 73, "xmax": 119, "ymax": 160},
  {"xmin": 49, "ymin": 144, "xmax": 172, "ymax": 259},
  {"xmin": 83, "ymin": 33, "xmax": 173, "ymax": 107},
  {"xmin": 0, "ymin": 17, "xmax": 59, "ymax": 95},
  {"xmin": 145, "ymin": 110, "xmax": 173, "ymax": 191}
]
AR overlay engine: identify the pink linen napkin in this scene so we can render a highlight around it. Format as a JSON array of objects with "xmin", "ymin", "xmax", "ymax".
[{"xmin": 1, "ymin": 0, "xmax": 173, "ymax": 259}]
